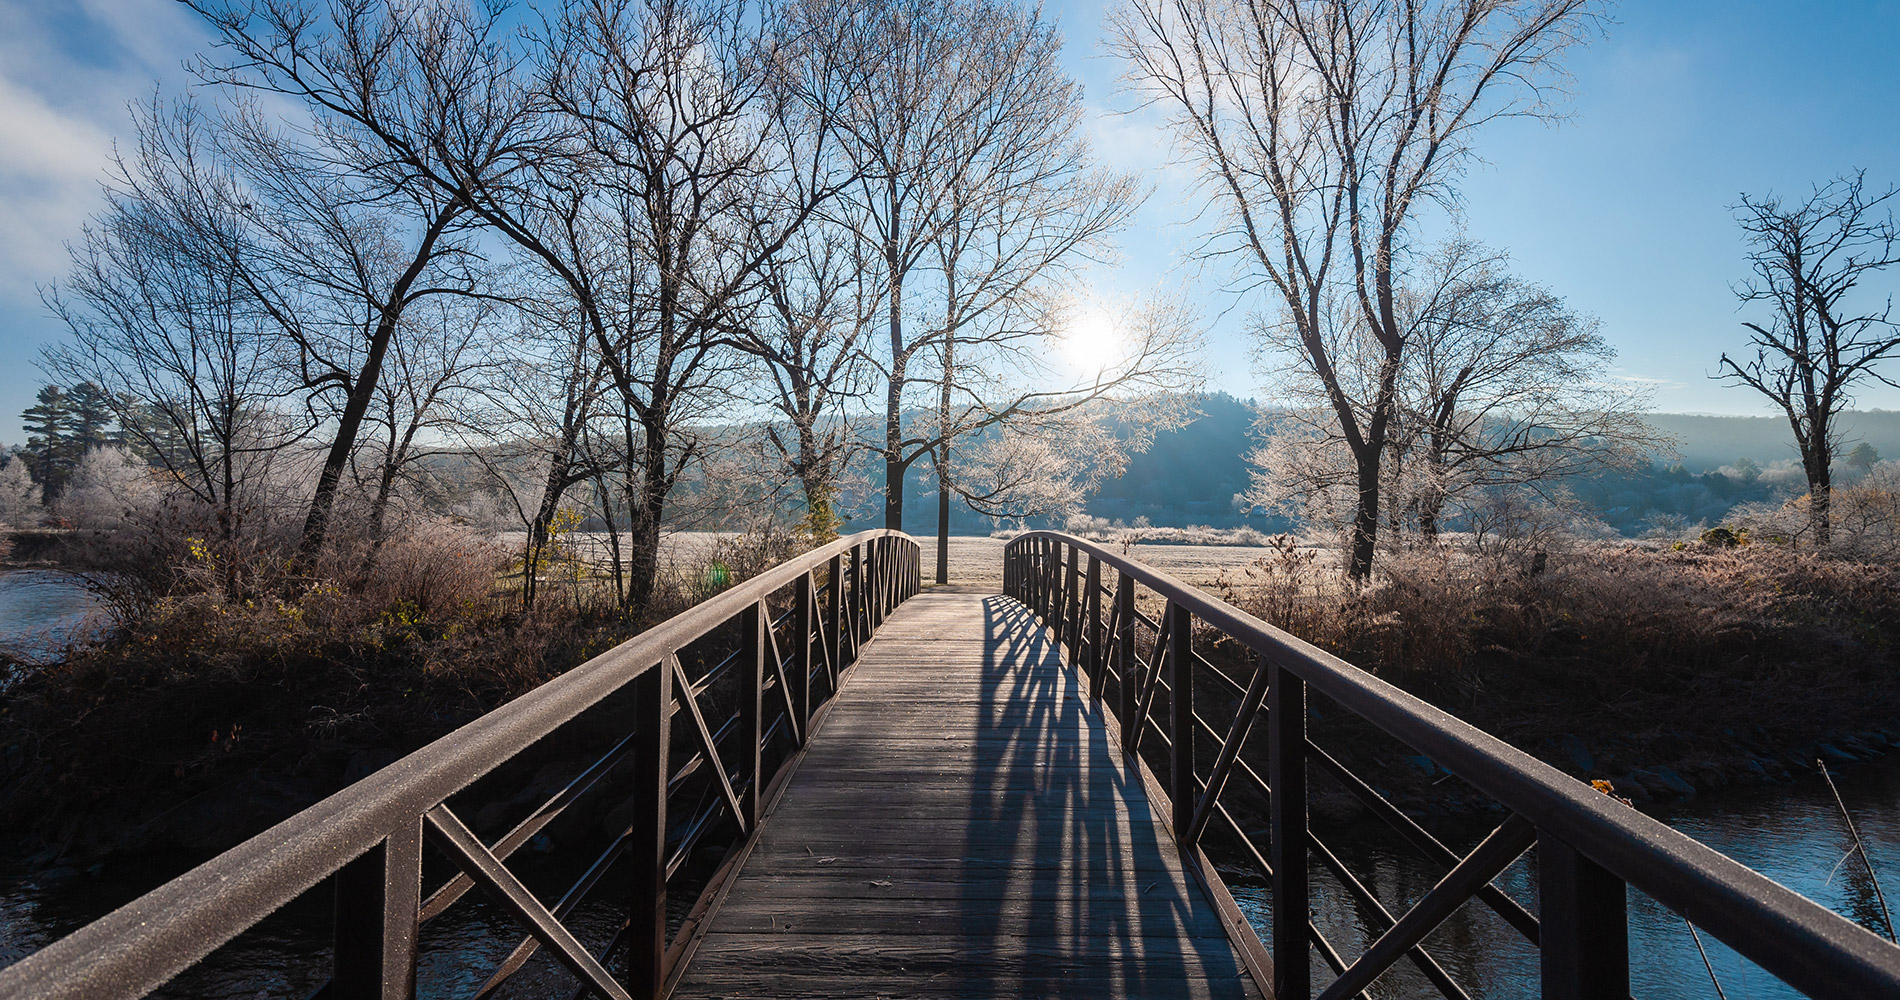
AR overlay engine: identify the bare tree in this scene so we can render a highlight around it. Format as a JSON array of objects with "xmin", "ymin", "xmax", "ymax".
[
  {"xmin": 216, "ymin": 103, "xmax": 477, "ymax": 561},
  {"xmin": 795, "ymin": 0, "xmax": 1144, "ymax": 537},
  {"xmin": 926, "ymin": 293, "xmax": 1203, "ymax": 578},
  {"xmin": 352, "ymin": 294, "xmax": 512, "ymax": 560},
  {"xmin": 42, "ymin": 96, "xmax": 307, "ymax": 565},
  {"xmin": 738, "ymin": 216, "xmax": 876, "ymax": 539},
  {"xmin": 1719, "ymin": 172, "xmax": 1900, "ymax": 546},
  {"xmin": 1112, "ymin": 0, "xmax": 1601, "ymax": 579},
  {"xmin": 1250, "ymin": 242, "xmax": 1657, "ymax": 542}
]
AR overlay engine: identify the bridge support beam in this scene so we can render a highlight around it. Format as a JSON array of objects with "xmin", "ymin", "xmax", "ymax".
[
  {"xmin": 332, "ymin": 820, "xmax": 421, "ymax": 1000},
  {"xmin": 628, "ymin": 664, "xmax": 671, "ymax": 998},
  {"xmin": 1168, "ymin": 602, "xmax": 1195, "ymax": 842},
  {"xmin": 1538, "ymin": 832, "xmax": 1629, "ymax": 1000},
  {"xmin": 1269, "ymin": 662, "xmax": 1310, "ymax": 1000},
  {"xmin": 793, "ymin": 574, "xmax": 813, "ymax": 744}
]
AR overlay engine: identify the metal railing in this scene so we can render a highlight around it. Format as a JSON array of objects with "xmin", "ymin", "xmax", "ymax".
[
  {"xmin": 1004, "ymin": 530, "xmax": 1900, "ymax": 1000},
  {"xmin": 0, "ymin": 530, "xmax": 921, "ymax": 1000}
]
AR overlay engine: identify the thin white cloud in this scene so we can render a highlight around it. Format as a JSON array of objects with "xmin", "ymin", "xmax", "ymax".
[
  {"xmin": 0, "ymin": 72, "xmax": 114, "ymax": 299},
  {"xmin": 0, "ymin": 1, "xmax": 212, "ymax": 436}
]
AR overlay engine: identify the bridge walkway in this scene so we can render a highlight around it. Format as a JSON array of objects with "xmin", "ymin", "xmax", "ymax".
[{"xmin": 671, "ymin": 589, "xmax": 1262, "ymax": 999}]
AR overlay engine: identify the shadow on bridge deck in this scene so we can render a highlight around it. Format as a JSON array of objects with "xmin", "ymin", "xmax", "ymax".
[{"xmin": 670, "ymin": 590, "xmax": 1261, "ymax": 999}]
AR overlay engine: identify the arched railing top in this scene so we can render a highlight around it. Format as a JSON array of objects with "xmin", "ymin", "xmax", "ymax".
[
  {"xmin": 1, "ymin": 530, "xmax": 921, "ymax": 1000},
  {"xmin": 1004, "ymin": 530, "xmax": 1900, "ymax": 1000}
]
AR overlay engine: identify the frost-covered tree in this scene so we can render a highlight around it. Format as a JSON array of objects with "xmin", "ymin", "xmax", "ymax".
[{"xmin": 0, "ymin": 456, "xmax": 43, "ymax": 526}]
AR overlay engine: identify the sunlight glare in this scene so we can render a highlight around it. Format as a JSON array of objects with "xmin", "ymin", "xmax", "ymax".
[{"xmin": 1061, "ymin": 307, "xmax": 1123, "ymax": 374}]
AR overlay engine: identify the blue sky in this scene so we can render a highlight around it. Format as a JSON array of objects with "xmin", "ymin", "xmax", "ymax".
[{"xmin": 3, "ymin": 0, "xmax": 1899, "ymax": 445}]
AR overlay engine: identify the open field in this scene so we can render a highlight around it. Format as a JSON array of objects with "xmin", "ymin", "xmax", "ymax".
[
  {"xmin": 919, "ymin": 535, "xmax": 1279, "ymax": 590},
  {"xmin": 495, "ymin": 530, "xmax": 1283, "ymax": 593}
]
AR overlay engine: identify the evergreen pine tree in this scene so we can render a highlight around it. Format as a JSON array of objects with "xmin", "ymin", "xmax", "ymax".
[
  {"xmin": 66, "ymin": 381, "xmax": 123, "ymax": 453},
  {"xmin": 20, "ymin": 385, "xmax": 79, "ymax": 501}
]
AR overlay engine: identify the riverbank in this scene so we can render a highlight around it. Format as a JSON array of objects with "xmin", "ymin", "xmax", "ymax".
[
  {"xmin": 1207, "ymin": 539, "xmax": 1900, "ymax": 823},
  {"xmin": 6, "ymin": 533, "xmax": 1897, "ymax": 865}
]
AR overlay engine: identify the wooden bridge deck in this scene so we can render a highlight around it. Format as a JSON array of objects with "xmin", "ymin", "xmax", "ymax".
[{"xmin": 672, "ymin": 590, "xmax": 1262, "ymax": 999}]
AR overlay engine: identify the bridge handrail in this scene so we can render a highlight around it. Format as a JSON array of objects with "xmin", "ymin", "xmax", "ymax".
[
  {"xmin": 1004, "ymin": 530, "xmax": 1900, "ymax": 999},
  {"xmin": 0, "ymin": 529, "xmax": 921, "ymax": 1000}
]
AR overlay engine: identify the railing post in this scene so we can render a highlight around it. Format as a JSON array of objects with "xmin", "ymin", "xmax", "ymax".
[
  {"xmin": 1085, "ymin": 555, "xmax": 1103, "ymax": 698},
  {"xmin": 1065, "ymin": 545, "xmax": 1083, "ymax": 656},
  {"xmin": 1168, "ymin": 602, "xmax": 1194, "ymax": 842},
  {"xmin": 1269, "ymin": 661, "xmax": 1310, "ymax": 1000},
  {"xmin": 1053, "ymin": 543, "xmax": 1068, "ymax": 645},
  {"xmin": 849, "ymin": 544, "xmax": 864, "ymax": 647},
  {"xmin": 740, "ymin": 602, "xmax": 764, "ymax": 828},
  {"xmin": 1116, "ymin": 573, "xmax": 1137, "ymax": 754},
  {"xmin": 864, "ymin": 541, "xmax": 879, "ymax": 633},
  {"xmin": 1030, "ymin": 538, "xmax": 1042, "ymax": 615},
  {"xmin": 627, "ymin": 662, "xmax": 670, "ymax": 998},
  {"xmin": 826, "ymin": 553, "xmax": 844, "ymax": 672},
  {"xmin": 332, "ymin": 820, "xmax": 422, "ymax": 999},
  {"xmin": 1538, "ymin": 832, "xmax": 1629, "ymax": 1000},
  {"xmin": 793, "ymin": 572, "xmax": 813, "ymax": 744},
  {"xmin": 1037, "ymin": 538, "xmax": 1049, "ymax": 615}
]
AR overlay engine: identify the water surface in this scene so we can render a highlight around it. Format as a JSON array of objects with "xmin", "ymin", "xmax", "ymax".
[{"xmin": 0, "ymin": 570, "xmax": 103, "ymax": 663}]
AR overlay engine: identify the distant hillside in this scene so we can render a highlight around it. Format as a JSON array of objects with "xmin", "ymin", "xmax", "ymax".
[
  {"xmin": 841, "ymin": 399, "xmax": 1899, "ymax": 537},
  {"xmin": 1646, "ymin": 411, "xmax": 1900, "ymax": 473}
]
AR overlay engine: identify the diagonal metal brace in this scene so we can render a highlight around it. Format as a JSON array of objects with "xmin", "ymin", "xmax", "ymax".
[
  {"xmin": 670, "ymin": 655, "xmax": 749, "ymax": 837},
  {"xmin": 1185, "ymin": 652, "xmax": 1272, "ymax": 847},
  {"xmin": 423, "ymin": 805, "xmax": 633, "ymax": 1000},
  {"xmin": 1306, "ymin": 737, "xmax": 1541, "ymax": 945},
  {"xmin": 1316, "ymin": 813, "xmax": 1537, "ymax": 1000},
  {"xmin": 761, "ymin": 606, "xmax": 801, "ymax": 746},
  {"xmin": 1128, "ymin": 607, "xmax": 1172, "ymax": 753}
]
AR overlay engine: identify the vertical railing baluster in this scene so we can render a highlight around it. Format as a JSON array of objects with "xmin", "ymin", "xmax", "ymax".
[
  {"xmin": 1116, "ymin": 573, "xmax": 1137, "ymax": 754},
  {"xmin": 740, "ymin": 602, "xmax": 764, "ymax": 828},
  {"xmin": 793, "ymin": 572, "xmax": 813, "ymax": 745},
  {"xmin": 1085, "ymin": 555, "xmax": 1103, "ymax": 698},
  {"xmin": 1169, "ymin": 602, "xmax": 1194, "ymax": 842},
  {"xmin": 627, "ymin": 662, "xmax": 670, "ymax": 998},
  {"xmin": 1269, "ymin": 660, "xmax": 1310, "ymax": 1000},
  {"xmin": 332, "ymin": 819, "xmax": 421, "ymax": 1000},
  {"xmin": 1539, "ymin": 832, "xmax": 1630, "ymax": 1000}
]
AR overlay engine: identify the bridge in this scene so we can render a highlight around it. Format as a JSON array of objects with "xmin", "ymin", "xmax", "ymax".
[{"xmin": 1, "ymin": 530, "xmax": 1897, "ymax": 998}]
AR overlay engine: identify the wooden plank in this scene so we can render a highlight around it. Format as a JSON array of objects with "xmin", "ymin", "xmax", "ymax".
[
  {"xmin": 667, "ymin": 970, "xmax": 1255, "ymax": 999},
  {"xmin": 672, "ymin": 591, "xmax": 1263, "ymax": 1000},
  {"xmin": 709, "ymin": 898, "xmax": 1235, "ymax": 939},
  {"xmin": 721, "ymin": 869, "xmax": 1205, "ymax": 903},
  {"xmin": 685, "ymin": 933, "xmax": 1253, "ymax": 975}
]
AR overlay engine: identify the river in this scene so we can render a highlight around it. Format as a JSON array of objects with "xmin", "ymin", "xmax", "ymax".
[
  {"xmin": 0, "ymin": 758, "xmax": 1893, "ymax": 996},
  {"xmin": 1227, "ymin": 757, "xmax": 1900, "ymax": 998},
  {"xmin": 0, "ymin": 569, "xmax": 104, "ymax": 665}
]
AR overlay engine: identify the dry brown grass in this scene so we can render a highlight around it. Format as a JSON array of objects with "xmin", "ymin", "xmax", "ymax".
[{"xmin": 1214, "ymin": 538, "xmax": 1900, "ymax": 797}]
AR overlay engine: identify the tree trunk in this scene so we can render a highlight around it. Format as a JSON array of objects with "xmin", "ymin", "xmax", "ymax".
[
  {"xmin": 297, "ymin": 207, "xmax": 454, "ymax": 560},
  {"xmin": 1807, "ymin": 459, "xmax": 1833, "ymax": 546},
  {"xmin": 625, "ymin": 418, "xmax": 669, "ymax": 613},
  {"xmin": 884, "ymin": 182, "xmax": 906, "ymax": 530},
  {"xmin": 934, "ymin": 330, "xmax": 954, "ymax": 584},
  {"xmin": 1348, "ymin": 448, "xmax": 1381, "ymax": 581},
  {"xmin": 935, "ymin": 451, "xmax": 951, "ymax": 584}
]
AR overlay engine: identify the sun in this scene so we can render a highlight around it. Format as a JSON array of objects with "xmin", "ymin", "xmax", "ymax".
[{"xmin": 1060, "ymin": 307, "xmax": 1123, "ymax": 374}]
